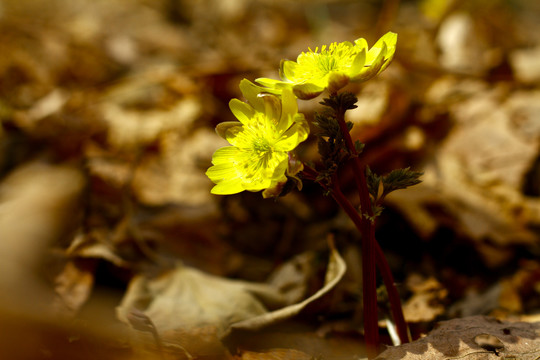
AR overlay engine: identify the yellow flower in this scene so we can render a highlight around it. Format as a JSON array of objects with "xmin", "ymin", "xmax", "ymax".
[
  {"xmin": 256, "ymin": 32, "xmax": 397, "ymax": 100},
  {"xmin": 206, "ymin": 79, "xmax": 309, "ymax": 197}
]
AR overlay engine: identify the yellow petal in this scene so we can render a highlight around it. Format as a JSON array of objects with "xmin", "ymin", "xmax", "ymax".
[
  {"xmin": 281, "ymin": 60, "xmax": 298, "ymax": 81},
  {"xmin": 215, "ymin": 121, "xmax": 242, "ymax": 140},
  {"xmin": 350, "ymin": 47, "xmax": 367, "ymax": 74},
  {"xmin": 275, "ymin": 114, "xmax": 309, "ymax": 151},
  {"xmin": 354, "ymin": 37, "xmax": 369, "ymax": 50},
  {"xmin": 378, "ymin": 32, "xmax": 398, "ymax": 73},
  {"xmin": 238, "ymin": 79, "xmax": 266, "ymax": 113},
  {"xmin": 229, "ymin": 99, "xmax": 254, "ymax": 125},
  {"xmin": 255, "ymin": 77, "xmax": 288, "ymax": 92},
  {"xmin": 206, "ymin": 163, "xmax": 238, "ymax": 180},
  {"xmin": 210, "ymin": 179, "xmax": 244, "ymax": 195},
  {"xmin": 327, "ymin": 72, "xmax": 350, "ymax": 94},
  {"xmin": 292, "ymin": 83, "xmax": 325, "ymax": 100},
  {"xmin": 277, "ymin": 88, "xmax": 297, "ymax": 134},
  {"xmin": 211, "ymin": 146, "xmax": 244, "ymax": 164},
  {"xmin": 260, "ymin": 93, "xmax": 282, "ymax": 126}
]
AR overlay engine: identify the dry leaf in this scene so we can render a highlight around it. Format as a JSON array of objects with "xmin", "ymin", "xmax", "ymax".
[
  {"xmin": 236, "ymin": 348, "xmax": 313, "ymax": 360},
  {"xmin": 266, "ymin": 251, "xmax": 317, "ymax": 305},
  {"xmin": 116, "ymin": 244, "xmax": 346, "ymax": 359},
  {"xmin": 437, "ymin": 13, "xmax": 486, "ymax": 74},
  {"xmin": 117, "ymin": 262, "xmax": 282, "ymax": 358},
  {"xmin": 510, "ymin": 46, "xmax": 540, "ymax": 84},
  {"xmin": 448, "ymin": 284, "xmax": 503, "ymax": 319},
  {"xmin": 52, "ymin": 259, "xmax": 96, "ymax": 317},
  {"xmin": 496, "ymin": 260, "xmax": 540, "ymax": 317},
  {"xmin": 160, "ymin": 325, "xmax": 233, "ymax": 360},
  {"xmin": 116, "ymin": 262, "xmax": 281, "ymax": 336},
  {"xmin": 0, "ymin": 162, "xmax": 84, "ymax": 313},
  {"xmin": 448, "ymin": 261, "xmax": 540, "ymax": 319},
  {"xmin": 227, "ymin": 242, "xmax": 346, "ymax": 333},
  {"xmin": 403, "ymin": 274, "xmax": 448, "ymax": 323},
  {"xmin": 387, "ymin": 79, "xmax": 540, "ymax": 266},
  {"xmin": 375, "ymin": 315, "xmax": 540, "ymax": 360},
  {"xmin": 132, "ymin": 128, "xmax": 226, "ymax": 207},
  {"xmin": 102, "ymin": 94, "xmax": 201, "ymax": 150},
  {"xmin": 347, "ymin": 81, "xmax": 390, "ymax": 127},
  {"xmin": 66, "ymin": 231, "xmax": 131, "ymax": 268}
]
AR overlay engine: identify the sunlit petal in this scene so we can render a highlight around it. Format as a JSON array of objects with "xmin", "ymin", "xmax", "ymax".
[
  {"xmin": 328, "ymin": 72, "xmax": 351, "ymax": 94},
  {"xmin": 260, "ymin": 93, "xmax": 282, "ymax": 126},
  {"xmin": 252, "ymin": 32, "xmax": 398, "ymax": 98},
  {"xmin": 239, "ymin": 79, "xmax": 266, "ymax": 113},
  {"xmin": 215, "ymin": 121, "xmax": 242, "ymax": 139},
  {"xmin": 211, "ymin": 178, "xmax": 244, "ymax": 195},
  {"xmin": 350, "ymin": 48, "xmax": 366, "ymax": 74},
  {"xmin": 255, "ymin": 77, "xmax": 287, "ymax": 92},
  {"xmin": 292, "ymin": 83, "xmax": 325, "ymax": 100},
  {"xmin": 207, "ymin": 81, "xmax": 310, "ymax": 197},
  {"xmin": 281, "ymin": 60, "xmax": 298, "ymax": 81},
  {"xmin": 229, "ymin": 99, "xmax": 254, "ymax": 125},
  {"xmin": 277, "ymin": 88, "xmax": 297, "ymax": 133},
  {"xmin": 275, "ymin": 116, "xmax": 309, "ymax": 151}
]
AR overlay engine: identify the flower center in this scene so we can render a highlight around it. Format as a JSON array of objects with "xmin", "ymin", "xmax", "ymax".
[
  {"xmin": 296, "ymin": 42, "xmax": 357, "ymax": 80},
  {"xmin": 252, "ymin": 137, "xmax": 272, "ymax": 154},
  {"xmin": 236, "ymin": 113, "xmax": 279, "ymax": 157}
]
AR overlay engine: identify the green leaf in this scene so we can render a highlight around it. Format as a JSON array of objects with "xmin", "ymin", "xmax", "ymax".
[
  {"xmin": 313, "ymin": 110, "xmax": 339, "ymax": 138},
  {"xmin": 354, "ymin": 140, "xmax": 365, "ymax": 154},
  {"xmin": 381, "ymin": 167, "xmax": 423, "ymax": 195},
  {"xmin": 320, "ymin": 92, "xmax": 358, "ymax": 111},
  {"xmin": 366, "ymin": 166, "xmax": 382, "ymax": 200}
]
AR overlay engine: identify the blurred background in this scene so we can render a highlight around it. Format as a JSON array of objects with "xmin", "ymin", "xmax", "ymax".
[{"xmin": 0, "ymin": 0, "xmax": 540, "ymax": 359}]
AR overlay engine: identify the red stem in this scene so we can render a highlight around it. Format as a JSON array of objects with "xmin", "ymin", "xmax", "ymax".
[
  {"xmin": 333, "ymin": 175, "xmax": 378, "ymax": 357},
  {"xmin": 335, "ymin": 108, "xmax": 409, "ymax": 347},
  {"xmin": 335, "ymin": 108, "xmax": 379, "ymax": 357},
  {"xmin": 302, "ymin": 165, "xmax": 409, "ymax": 353},
  {"xmin": 330, "ymin": 179, "xmax": 409, "ymax": 346}
]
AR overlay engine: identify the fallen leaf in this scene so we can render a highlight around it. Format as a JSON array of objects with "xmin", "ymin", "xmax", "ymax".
[
  {"xmin": 437, "ymin": 13, "xmax": 486, "ymax": 74},
  {"xmin": 403, "ymin": 274, "xmax": 448, "ymax": 323},
  {"xmin": 0, "ymin": 162, "xmax": 85, "ymax": 313},
  {"xmin": 101, "ymin": 94, "xmax": 201, "ymax": 150},
  {"xmin": 227, "ymin": 241, "xmax": 346, "ymax": 333},
  {"xmin": 66, "ymin": 231, "xmax": 130, "ymax": 268},
  {"xmin": 117, "ymin": 262, "xmax": 277, "ymax": 337},
  {"xmin": 236, "ymin": 348, "xmax": 313, "ymax": 360},
  {"xmin": 52, "ymin": 259, "xmax": 96, "ymax": 318},
  {"xmin": 375, "ymin": 315, "xmax": 540, "ymax": 360},
  {"xmin": 387, "ymin": 78, "xmax": 540, "ymax": 267},
  {"xmin": 160, "ymin": 325, "xmax": 233, "ymax": 360},
  {"xmin": 266, "ymin": 251, "xmax": 317, "ymax": 306},
  {"xmin": 132, "ymin": 128, "xmax": 225, "ymax": 207},
  {"xmin": 448, "ymin": 284, "xmax": 503, "ymax": 318},
  {"xmin": 115, "ymin": 242, "xmax": 346, "ymax": 359},
  {"xmin": 117, "ymin": 262, "xmax": 280, "ymax": 358},
  {"xmin": 510, "ymin": 46, "xmax": 540, "ymax": 84},
  {"xmin": 347, "ymin": 81, "xmax": 390, "ymax": 127}
]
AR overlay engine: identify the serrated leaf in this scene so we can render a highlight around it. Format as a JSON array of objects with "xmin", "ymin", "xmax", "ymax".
[
  {"xmin": 355, "ymin": 140, "xmax": 365, "ymax": 154},
  {"xmin": 366, "ymin": 166, "xmax": 382, "ymax": 200},
  {"xmin": 382, "ymin": 167, "xmax": 423, "ymax": 195}
]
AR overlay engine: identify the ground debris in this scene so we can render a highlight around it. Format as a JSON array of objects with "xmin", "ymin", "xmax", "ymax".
[{"xmin": 376, "ymin": 315, "xmax": 540, "ymax": 360}]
